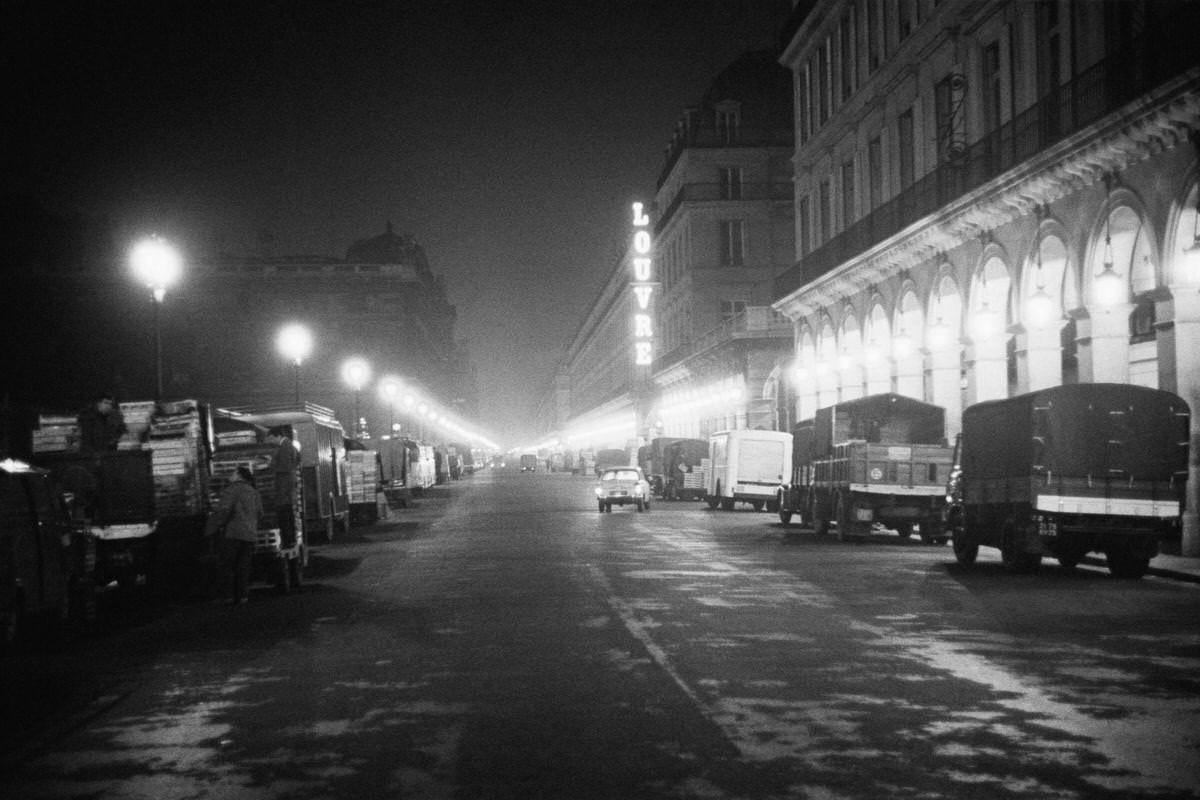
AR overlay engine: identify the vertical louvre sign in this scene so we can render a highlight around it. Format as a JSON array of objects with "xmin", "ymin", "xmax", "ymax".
[{"xmin": 632, "ymin": 202, "xmax": 656, "ymax": 366}]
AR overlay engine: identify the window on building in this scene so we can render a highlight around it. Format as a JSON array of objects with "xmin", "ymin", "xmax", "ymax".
[
  {"xmin": 817, "ymin": 42, "xmax": 830, "ymax": 125},
  {"xmin": 934, "ymin": 73, "xmax": 966, "ymax": 166},
  {"xmin": 798, "ymin": 195, "xmax": 812, "ymax": 255},
  {"xmin": 981, "ymin": 40, "xmax": 1003, "ymax": 135},
  {"xmin": 718, "ymin": 167, "xmax": 743, "ymax": 200},
  {"xmin": 898, "ymin": 0, "xmax": 914, "ymax": 40},
  {"xmin": 720, "ymin": 300, "xmax": 748, "ymax": 322},
  {"xmin": 1036, "ymin": 0, "xmax": 1062, "ymax": 100},
  {"xmin": 797, "ymin": 67, "xmax": 811, "ymax": 144},
  {"xmin": 718, "ymin": 220, "xmax": 745, "ymax": 266},
  {"xmin": 839, "ymin": 8, "xmax": 856, "ymax": 102},
  {"xmin": 897, "ymin": 108, "xmax": 915, "ymax": 189},
  {"xmin": 716, "ymin": 108, "xmax": 740, "ymax": 144},
  {"xmin": 818, "ymin": 180, "xmax": 832, "ymax": 243},
  {"xmin": 867, "ymin": 0, "xmax": 881, "ymax": 72},
  {"xmin": 868, "ymin": 135, "xmax": 883, "ymax": 210},
  {"xmin": 841, "ymin": 158, "xmax": 856, "ymax": 229}
]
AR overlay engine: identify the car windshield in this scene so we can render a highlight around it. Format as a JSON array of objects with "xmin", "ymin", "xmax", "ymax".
[{"xmin": 602, "ymin": 469, "xmax": 640, "ymax": 481}]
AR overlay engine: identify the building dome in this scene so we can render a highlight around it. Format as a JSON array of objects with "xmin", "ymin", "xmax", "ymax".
[{"xmin": 345, "ymin": 222, "xmax": 427, "ymax": 267}]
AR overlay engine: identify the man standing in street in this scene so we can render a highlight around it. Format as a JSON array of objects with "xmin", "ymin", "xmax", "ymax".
[
  {"xmin": 204, "ymin": 466, "xmax": 262, "ymax": 605},
  {"xmin": 77, "ymin": 394, "xmax": 126, "ymax": 454},
  {"xmin": 267, "ymin": 426, "xmax": 299, "ymax": 547}
]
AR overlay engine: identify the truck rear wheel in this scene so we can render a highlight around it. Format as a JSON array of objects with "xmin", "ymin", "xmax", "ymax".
[
  {"xmin": 288, "ymin": 552, "xmax": 304, "ymax": 587},
  {"xmin": 276, "ymin": 557, "xmax": 292, "ymax": 593},
  {"xmin": 949, "ymin": 511, "xmax": 977, "ymax": 565},
  {"xmin": 778, "ymin": 493, "xmax": 793, "ymax": 526},
  {"xmin": 835, "ymin": 494, "xmax": 854, "ymax": 542}
]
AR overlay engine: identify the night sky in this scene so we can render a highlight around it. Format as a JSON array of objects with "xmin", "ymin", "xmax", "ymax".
[{"xmin": 6, "ymin": 0, "xmax": 792, "ymax": 446}]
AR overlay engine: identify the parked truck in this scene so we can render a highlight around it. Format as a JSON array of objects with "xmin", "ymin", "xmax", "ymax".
[
  {"xmin": 946, "ymin": 383, "xmax": 1189, "ymax": 578},
  {"xmin": 213, "ymin": 403, "xmax": 349, "ymax": 543},
  {"xmin": 777, "ymin": 394, "xmax": 953, "ymax": 542},
  {"xmin": 705, "ymin": 429, "xmax": 792, "ymax": 511},
  {"xmin": 31, "ymin": 399, "xmax": 213, "ymax": 596},
  {"xmin": 638, "ymin": 437, "xmax": 708, "ymax": 500}
]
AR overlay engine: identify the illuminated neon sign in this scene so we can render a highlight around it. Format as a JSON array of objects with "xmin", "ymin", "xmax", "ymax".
[{"xmin": 631, "ymin": 201, "xmax": 655, "ymax": 366}]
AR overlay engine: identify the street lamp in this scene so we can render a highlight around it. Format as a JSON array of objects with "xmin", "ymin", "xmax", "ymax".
[
  {"xmin": 341, "ymin": 357, "xmax": 371, "ymax": 438},
  {"xmin": 380, "ymin": 377, "xmax": 402, "ymax": 438},
  {"xmin": 277, "ymin": 323, "xmax": 313, "ymax": 404},
  {"xmin": 130, "ymin": 236, "xmax": 182, "ymax": 400}
]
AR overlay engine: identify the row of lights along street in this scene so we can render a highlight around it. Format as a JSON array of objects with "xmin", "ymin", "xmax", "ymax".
[{"xmin": 126, "ymin": 236, "xmax": 492, "ymax": 447}]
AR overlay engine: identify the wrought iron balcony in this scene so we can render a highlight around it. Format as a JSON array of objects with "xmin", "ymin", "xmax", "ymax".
[
  {"xmin": 654, "ymin": 182, "xmax": 794, "ymax": 234},
  {"xmin": 657, "ymin": 126, "xmax": 794, "ymax": 189},
  {"xmin": 651, "ymin": 306, "xmax": 793, "ymax": 374},
  {"xmin": 774, "ymin": 27, "xmax": 1200, "ymax": 301}
]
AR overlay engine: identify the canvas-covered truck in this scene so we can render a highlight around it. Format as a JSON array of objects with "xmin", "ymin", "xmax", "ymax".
[
  {"xmin": 778, "ymin": 394, "xmax": 953, "ymax": 542},
  {"xmin": 946, "ymin": 383, "xmax": 1190, "ymax": 578},
  {"xmin": 638, "ymin": 437, "xmax": 708, "ymax": 500},
  {"xmin": 705, "ymin": 429, "xmax": 792, "ymax": 511}
]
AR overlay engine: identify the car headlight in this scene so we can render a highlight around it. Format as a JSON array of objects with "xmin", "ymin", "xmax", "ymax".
[{"xmin": 594, "ymin": 487, "xmax": 603, "ymax": 497}]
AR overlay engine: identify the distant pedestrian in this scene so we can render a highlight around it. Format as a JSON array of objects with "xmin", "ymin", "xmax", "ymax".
[
  {"xmin": 204, "ymin": 465, "xmax": 263, "ymax": 605},
  {"xmin": 266, "ymin": 426, "xmax": 299, "ymax": 547}
]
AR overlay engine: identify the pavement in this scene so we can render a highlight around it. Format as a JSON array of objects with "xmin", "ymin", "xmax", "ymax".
[
  {"xmin": 1145, "ymin": 552, "xmax": 1200, "ymax": 583},
  {"xmin": 1077, "ymin": 551, "xmax": 1200, "ymax": 583}
]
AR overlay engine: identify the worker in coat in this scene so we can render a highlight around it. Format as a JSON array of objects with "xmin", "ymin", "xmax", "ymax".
[{"xmin": 205, "ymin": 466, "xmax": 262, "ymax": 605}]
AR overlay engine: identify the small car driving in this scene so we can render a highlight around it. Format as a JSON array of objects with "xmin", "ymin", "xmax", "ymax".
[{"xmin": 595, "ymin": 467, "xmax": 651, "ymax": 513}]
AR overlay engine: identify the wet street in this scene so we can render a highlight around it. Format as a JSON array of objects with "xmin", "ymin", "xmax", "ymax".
[{"xmin": 2, "ymin": 468, "xmax": 1199, "ymax": 799}]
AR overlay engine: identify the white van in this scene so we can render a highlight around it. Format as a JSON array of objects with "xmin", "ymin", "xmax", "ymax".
[{"xmin": 705, "ymin": 429, "xmax": 792, "ymax": 512}]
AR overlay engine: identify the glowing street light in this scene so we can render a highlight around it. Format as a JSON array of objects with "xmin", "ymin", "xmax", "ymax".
[
  {"xmin": 277, "ymin": 323, "xmax": 313, "ymax": 404},
  {"xmin": 379, "ymin": 377, "xmax": 402, "ymax": 436},
  {"xmin": 341, "ymin": 358, "xmax": 371, "ymax": 438},
  {"xmin": 130, "ymin": 236, "xmax": 182, "ymax": 400}
]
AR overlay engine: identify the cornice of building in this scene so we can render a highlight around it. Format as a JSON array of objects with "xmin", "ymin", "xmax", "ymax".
[{"xmin": 776, "ymin": 72, "xmax": 1200, "ymax": 319}]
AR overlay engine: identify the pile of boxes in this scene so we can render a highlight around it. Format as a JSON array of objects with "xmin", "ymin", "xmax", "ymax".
[
  {"xmin": 346, "ymin": 451, "xmax": 379, "ymax": 504},
  {"xmin": 147, "ymin": 400, "xmax": 208, "ymax": 516},
  {"xmin": 685, "ymin": 460, "xmax": 710, "ymax": 491},
  {"xmin": 31, "ymin": 413, "xmax": 79, "ymax": 453}
]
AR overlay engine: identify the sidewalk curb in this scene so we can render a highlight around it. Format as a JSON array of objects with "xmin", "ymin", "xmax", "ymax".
[{"xmin": 1081, "ymin": 556, "xmax": 1200, "ymax": 584}]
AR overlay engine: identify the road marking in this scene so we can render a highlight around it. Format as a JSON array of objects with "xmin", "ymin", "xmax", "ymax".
[{"xmin": 586, "ymin": 564, "xmax": 703, "ymax": 707}]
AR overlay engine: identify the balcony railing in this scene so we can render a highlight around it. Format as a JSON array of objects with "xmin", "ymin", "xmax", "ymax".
[
  {"xmin": 657, "ymin": 126, "xmax": 794, "ymax": 188},
  {"xmin": 652, "ymin": 306, "xmax": 792, "ymax": 374},
  {"xmin": 774, "ymin": 27, "xmax": 1200, "ymax": 301},
  {"xmin": 654, "ymin": 182, "xmax": 793, "ymax": 234}
]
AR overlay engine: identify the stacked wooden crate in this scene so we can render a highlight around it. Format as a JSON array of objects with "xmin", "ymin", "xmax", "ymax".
[
  {"xmin": 346, "ymin": 451, "xmax": 378, "ymax": 504},
  {"xmin": 146, "ymin": 400, "xmax": 207, "ymax": 516},
  {"xmin": 31, "ymin": 413, "xmax": 80, "ymax": 453},
  {"xmin": 686, "ymin": 459, "xmax": 711, "ymax": 491}
]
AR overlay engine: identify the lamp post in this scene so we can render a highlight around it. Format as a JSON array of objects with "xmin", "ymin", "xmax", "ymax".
[
  {"xmin": 130, "ymin": 236, "xmax": 182, "ymax": 400},
  {"xmin": 277, "ymin": 323, "xmax": 313, "ymax": 405},
  {"xmin": 341, "ymin": 358, "xmax": 371, "ymax": 438},
  {"xmin": 380, "ymin": 377, "xmax": 402, "ymax": 438}
]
